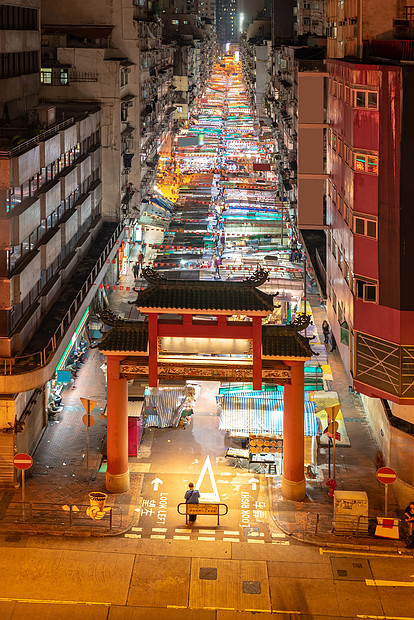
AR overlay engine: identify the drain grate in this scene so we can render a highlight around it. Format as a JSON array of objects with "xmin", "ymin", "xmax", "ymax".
[
  {"xmin": 199, "ymin": 567, "xmax": 217, "ymax": 580},
  {"xmin": 243, "ymin": 581, "xmax": 261, "ymax": 594},
  {"xmin": 330, "ymin": 557, "xmax": 372, "ymax": 581},
  {"xmin": 4, "ymin": 534, "xmax": 21, "ymax": 542}
]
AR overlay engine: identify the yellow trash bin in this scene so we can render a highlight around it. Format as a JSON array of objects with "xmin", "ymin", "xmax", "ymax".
[{"xmin": 89, "ymin": 491, "xmax": 107, "ymax": 511}]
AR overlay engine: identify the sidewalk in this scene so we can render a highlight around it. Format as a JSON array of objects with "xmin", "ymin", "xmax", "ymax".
[
  {"xmin": 0, "ymin": 259, "xmax": 144, "ymax": 536},
  {"xmin": 270, "ymin": 292, "xmax": 410, "ymax": 552}
]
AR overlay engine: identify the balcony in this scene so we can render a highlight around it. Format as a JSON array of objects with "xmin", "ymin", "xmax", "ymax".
[{"xmin": 0, "ymin": 221, "xmax": 124, "ymax": 389}]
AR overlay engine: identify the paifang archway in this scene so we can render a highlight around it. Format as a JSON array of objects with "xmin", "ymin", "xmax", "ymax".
[{"xmin": 98, "ymin": 268, "xmax": 313, "ymax": 502}]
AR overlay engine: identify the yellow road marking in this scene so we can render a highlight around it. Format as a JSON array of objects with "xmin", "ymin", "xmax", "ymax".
[
  {"xmin": 320, "ymin": 547, "xmax": 410, "ymax": 559},
  {"xmin": 366, "ymin": 579, "xmax": 414, "ymax": 587},
  {"xmin": 0, "ymin": 597, "xmax": 110, "ymax": 606},
  {"xmin": 357, "ymin": 615, "xmax": 414, "ymax": 619}
]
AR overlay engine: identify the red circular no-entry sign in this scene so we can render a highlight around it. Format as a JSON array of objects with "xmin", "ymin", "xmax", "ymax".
[
  {"xmin": 376, "ymin": 466, "xmax": 397, "ymax": 484},
  {"xmin": 13, "ymin": 453, "xmax": 33, "ymax": 471}
]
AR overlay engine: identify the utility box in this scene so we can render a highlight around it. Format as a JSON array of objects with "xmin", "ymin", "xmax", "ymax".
[{"xmin": 333, "ymin": 490, "xmax": 369, "ymax": 534}]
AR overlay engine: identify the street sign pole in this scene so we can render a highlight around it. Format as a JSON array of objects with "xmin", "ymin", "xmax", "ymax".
[
  {"xmin": 80, "ymin": 397, "xmax": 98, "ymax": 483},
  {"xmin": 86, "ymin": 399, "xmax": 90, "ymax": 483},
  {"xmin": 385, "ymin": 483, "xmax": 388, "ymax": 517}
]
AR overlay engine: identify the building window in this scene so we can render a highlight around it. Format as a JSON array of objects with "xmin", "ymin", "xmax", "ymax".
[
  {"xmin": 352, "ymin": 89, "xmax": 378, "ymax": 110},
  {"xmin": 353, "ymin": 214, "xmax": 378, "ymax": 239},
  {"xmin": 354, "ymin": 153, "xmax": 378, "ymax": 174},
  {"xmin": 354, "ymin": 277, "xmax": 378, "ymax": 303},
  {"xmin": 40, "ymin": 68, "xmax": 52, "ymax": 84}
]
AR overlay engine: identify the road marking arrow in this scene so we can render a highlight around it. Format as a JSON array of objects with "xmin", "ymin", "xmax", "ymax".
[
  {"xmin": 151, "ymin": 477, "xmax": 163, "ymax": 491},
  {"xmin": 248, "ymin": 477, "xmax": 260, "ymax": 490}
]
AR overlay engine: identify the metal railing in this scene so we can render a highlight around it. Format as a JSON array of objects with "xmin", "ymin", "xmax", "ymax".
[
  {"xmin": 0, "ymin": 223, "xmax": 123, "ymax": 376},
  {"xmin": 7, "ymin": 118, "xmax": 75, "ymax": 158},
  {"xmin": 0, "ymin": 502, "xmax": 123, "ymax": 532},
  {"xmin": 284, "ymin": 511, "xmax": 401, "ymax": 540}
]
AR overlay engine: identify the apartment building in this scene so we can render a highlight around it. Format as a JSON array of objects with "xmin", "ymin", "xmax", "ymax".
[
  {"xmin": 216, "ymin": 0, "xmax": 237, "ymax": 43},
  {"xmin": 326, "ymin": 1, "xmax": 414, "ymax": 495},
  {"xmin": 0, "ymin": 2, "xmax": 123, "ymax": 485}
]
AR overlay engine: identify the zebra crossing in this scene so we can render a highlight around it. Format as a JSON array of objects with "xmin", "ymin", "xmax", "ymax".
[{"xmin": 125, "ymin": 525, "xmax": 290, "ymax": 545}]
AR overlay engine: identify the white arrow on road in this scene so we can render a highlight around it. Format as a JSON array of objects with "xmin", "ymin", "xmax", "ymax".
[
  {"xmin": 248, "ymin": 477, "xmax": 260, "ymax": 490},
  {"xmin": 151, "ymin": 477, "xmax": 163, "ymax": 491}
]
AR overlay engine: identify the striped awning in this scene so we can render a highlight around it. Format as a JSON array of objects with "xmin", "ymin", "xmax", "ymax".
[
  {"xmin": 216, "ymin": 393, "xmax": 320, "ymax": 436},
  {"xmin": 144, "ymin": 387, "xmax": 186, "ymax": 428}
]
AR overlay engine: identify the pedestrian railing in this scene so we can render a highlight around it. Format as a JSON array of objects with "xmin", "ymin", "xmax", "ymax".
[
  {"xmin": 0, "ymin": 502, "xmax": 123, "ymax": 533},
  {"xmin": 282, "ymin": 511, "xmax": 402, "ymax": 541}
]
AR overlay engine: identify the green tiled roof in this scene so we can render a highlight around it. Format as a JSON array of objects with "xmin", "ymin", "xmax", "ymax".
[
  {"xmin": 98, "ymin": 324, "xmax": 148, "ymax": 352},
  {"xmin": 135, "ymin": 280, "xmax": 274, "ymax": 313},
  {"xmin": 262, "ymin": 325, "xmax": 313, "ymax": 358}
]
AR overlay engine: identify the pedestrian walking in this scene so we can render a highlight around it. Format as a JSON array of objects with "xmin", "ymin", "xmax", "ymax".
[
  {"xmin": 322, "ymin": 320, "xmax": 330, "ymax": 344},
  {"xmin": 137, "ymin": 252, "xmax": 144, "ymax": 277},
  {"xmin": 185, "ymin": 482, "xmax": 200, "ymax": 525},
  {"xmin": 404, "ymin": 502, "xmax": 414, "ymax": 539},
  {"xmin": 132, "ymin": 262, "xmax": 139, "ymax": 280},
  {"xmin": 330, "ymin": 332, "xmax": 337, "ymax": 352}
]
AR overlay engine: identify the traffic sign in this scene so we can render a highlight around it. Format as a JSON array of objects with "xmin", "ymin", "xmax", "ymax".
[
  {"xmin": 80, "ymin": 397, "xmax": 97, "ymax": 413},
  {"xmin": 324, "ymin": 421, "xmax": 339, "ymax": 435},
  {"xmin": 376, "ymin": 467, "xmax": 397, "ymax": 485},
  {"xmin": 13, "ymin": 453, "xmax": 33, "ymax": 470},
  {"xmin": 82, "ymin": 414, "xmax": 95, "ymax": 427}
]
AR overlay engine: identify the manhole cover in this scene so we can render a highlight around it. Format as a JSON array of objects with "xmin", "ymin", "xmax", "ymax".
[
  {"xmin": 243, "ymin": 581, "xmax": 261, "ymax": 594},
  {"xmin": 4, "ymin": 534, "xmax": 21, "ymax": 542},
  {"xmin": 199, "ymin": 567, "xmax": 217, "ymax": 580},
  {"xmin": 330, "ymin": 557, "xmax": 372, "ymax": 581},
  {"xmin": 243, "ymin": 526, "xmax": 260, "ymax": 537}
]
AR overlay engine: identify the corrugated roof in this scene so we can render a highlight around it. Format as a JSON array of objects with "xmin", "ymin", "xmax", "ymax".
[
  {"xmin": 262, "ymin": 325, "xmax": 313, "ymax": 359},
  {"xmin": 98, "ymin": 324, "xmax": 148, "ymax": 352},
  {"xmin": 135, "ymin": 280, "xmax": 275, "ymax": 313}
]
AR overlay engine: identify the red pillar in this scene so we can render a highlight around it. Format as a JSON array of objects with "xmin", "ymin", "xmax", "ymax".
[
  {"xmin": 282, "ymin": 360, "xmax": 306, "ymax": 501},
  {"xmin": 106, "ymin": 355, "xmax": 129, "ymax": 493},
  {"xmin": 148, "ymin": 313, "xmax": 158, "ymax": 387},
  {"xmin": 252, "ymin": 316, "xmax": 262, "ymax": 391}
]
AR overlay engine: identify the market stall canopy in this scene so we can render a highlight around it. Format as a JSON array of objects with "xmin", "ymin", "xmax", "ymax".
[{"xmin": 216, "ymin": 392, "xmax": 321, "ymax": 436}]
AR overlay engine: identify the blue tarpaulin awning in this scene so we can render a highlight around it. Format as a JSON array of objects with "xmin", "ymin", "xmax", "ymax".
[
  {"xmin": 150, "ymin": 196, "xmax": 174, "ymax": 213},
  {"xmin": 216, "ymin": 392, "xmax": 320, "ymax": 436}
]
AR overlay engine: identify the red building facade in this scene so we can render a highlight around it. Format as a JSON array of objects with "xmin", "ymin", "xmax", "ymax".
[{"xmin": 327, "ymin": 59, "xmax": 414, "ymax": 405}]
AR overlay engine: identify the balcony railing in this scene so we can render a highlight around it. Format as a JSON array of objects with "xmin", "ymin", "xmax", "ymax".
[
  {"xmin": 2, "ymin": 117, "xmax": 75, "ymax": 158},
  {"xmin": 0, "ymin": 222, "xmax": 123, "ymax": 376}
]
